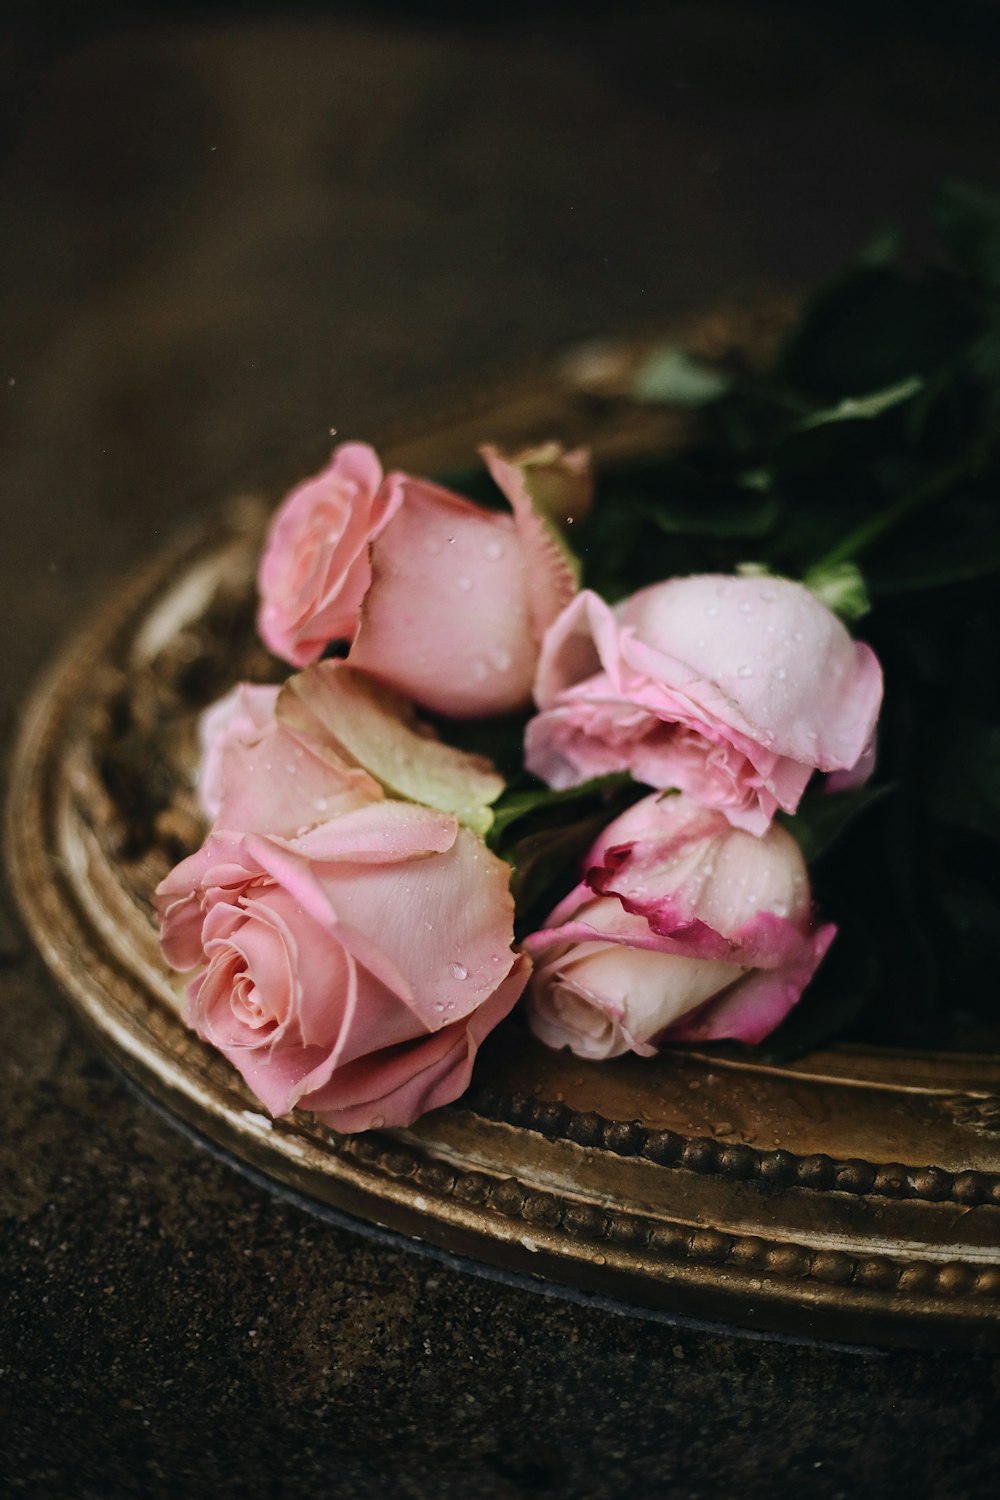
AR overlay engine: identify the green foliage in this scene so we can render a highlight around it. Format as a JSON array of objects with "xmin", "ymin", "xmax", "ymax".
[
  {"xmin": 486, "ymin": 775, "xmax": 642, "ymax": 937},
  {"xmin": 779, "ymin": 783, "xmax": 891, "ymax": 864},
  {"xmin": 573, "ymin": 180, "xmax": 1000, "ymax": 1050}
]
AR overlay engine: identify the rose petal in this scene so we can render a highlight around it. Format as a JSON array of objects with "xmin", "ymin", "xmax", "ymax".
[
  {"xmin": 278, "ymin": 661, "xmax": 504, "ymax": 835},
  {"xmin": 350, "ymin": 477, "xmax": 539, "ymax": 717}
]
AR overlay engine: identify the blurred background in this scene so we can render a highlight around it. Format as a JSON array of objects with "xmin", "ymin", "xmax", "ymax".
[{"xmin": 3, "ymin": 5, "xmax": 1000, "ymax": 1497}]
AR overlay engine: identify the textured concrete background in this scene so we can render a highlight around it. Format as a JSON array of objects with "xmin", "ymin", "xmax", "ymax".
[{"xmin": 3, "ymin": 5, "xmax": 1000, "ymax": 1495}]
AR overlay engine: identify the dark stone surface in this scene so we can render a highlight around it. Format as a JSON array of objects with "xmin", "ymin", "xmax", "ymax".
[{"xmin": 3, "ymin": 6, "xmax": 1000, "ymax": 1495}]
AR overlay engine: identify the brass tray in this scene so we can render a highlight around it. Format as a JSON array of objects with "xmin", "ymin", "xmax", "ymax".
[{"xmin": 8, "ymin": 306, "xmax": 1000, "ymax": 1351}]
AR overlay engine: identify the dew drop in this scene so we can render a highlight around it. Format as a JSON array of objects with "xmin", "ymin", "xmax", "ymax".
[
  {"xmin": 449, "ymin": 962, "xmax": 468, "ymax": 981},
  {"xmin": 705, "ymin": 605, "xmax": 719, "ymax": 619},
  {"xmin": 760, "ymin": 588, "xmax": 777, "ymax": 602},
  {"xmin": 371, "ymin": 1115, "xmax": 385, "ymax": 1129},
  {"xmin": 738, "ymin": 600, "xmax": 752, "ymax": 614},
  {"xmin": 313, "ymin": 798, "xmax": 328, "ymax": 811},
  {"xmin": 425, "ymin": 536, "xmax": 442, "ymax": 556},
  {"xmin": 447, "ymin": 534, "xmax": 456, "ymax": 545},
  {"xmin": 433, "ymin": 1002, "xmax": 446, "ymax": 1012},
  {"xmin": 737, "ymin": 665, "xmax": 753, "ymax": 678},
  {"xmin": 472, "ymin": 659, "xmax": 488, "ymax": 681},
  {"xmin": 772, "ymin": 666, "xmax": 787, "ymax": 680},
  {"xmin": 484, "ymin": 539, "xmax": 504, "ymax": 561},
  {"xmin": 793, "ymin": 629, "xmax": 805, "ymax": 643},
  {"xmin": 457, "ymin": 576, "xmax": 473, "ymax": 592},
  {"xmin": 490, "ymin": 647, "xmax": 512, "ymax": 672}
]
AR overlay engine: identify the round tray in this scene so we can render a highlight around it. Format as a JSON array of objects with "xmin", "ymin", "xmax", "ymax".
[{"xmin": 9, "ymin": 313, "xmax": 1000, "ymax": 1351}]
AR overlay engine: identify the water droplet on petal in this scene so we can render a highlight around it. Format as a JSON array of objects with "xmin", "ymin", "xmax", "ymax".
[
  {"xmin": 737, "ymin": 665, "xmax": 753, "ymax": 678},
  {"xmin": 706, "ymin": 605, "xmax": 719, "ymax": 619},
  {"xmin": 472, "ymin": 659, "xmax": 488, "ymax": 681},
  {"xmin": 738, "ymin": 600, "xmax": 752, "ymax": 614},
  {"xmin": 457, "ymin": 576, "xmax": 473, "ymax": 592},
  {"xmin": 433, "ymin": 1002, "xmax": 445, "ymax": 1012},
  {"xmin": 449, "ymin": 962, "xmax": 468, "ymax": 981},
  {"xmin": 760, "ymin": 588, "xmax": 777, "ymax": 602},
  {"xmin": 772, "ymin": 666, "xmax": 787, "ymax": 680},
  {"xmin": 484, "ymin": 539, "xmax": 504, "ymax": 560},
  {"xmin": 490, "ymin": 647, "xmax": 512, "ymax": 672},
  {"xmin": 425, "ymin": 536, "xmax": 442, "ymax": 555}
]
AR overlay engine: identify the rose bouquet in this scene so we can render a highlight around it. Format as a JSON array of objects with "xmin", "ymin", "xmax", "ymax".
[{"xmin": 158, "ymin": 183, "xmax": 1000, "ymax": 1131}]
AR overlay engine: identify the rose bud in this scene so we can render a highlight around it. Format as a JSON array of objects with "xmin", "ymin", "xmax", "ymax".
[
  {"xmin": 523, "ymin": 791, "xmax": 834, "ymax": 1060},
  {"xmin": 348, "ymin": 443, "xmax": 587, "ymax": 718},
  {"xmin": 526, "ymin": 576, "xmax": 883, "ymax": 834},
  {"xmin": 257, "ymin": 442, "xmax": 403, "ymax": 668},
  {"xmin": 156, "ymin": 801, "xmax": 530, "ymax": 1133}
]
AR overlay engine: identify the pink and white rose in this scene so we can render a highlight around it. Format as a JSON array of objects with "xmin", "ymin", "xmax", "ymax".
[
  {"xmin": 523, "ymin": 791, "xmax": 834, "ymax": 1060},
  {"xmin": 156, "ymin": 801, "xmax": 530, "ymax": 1132},
  {"xmin": 526, "ymin": 576, "xmax": 883, "ymax": 834}
]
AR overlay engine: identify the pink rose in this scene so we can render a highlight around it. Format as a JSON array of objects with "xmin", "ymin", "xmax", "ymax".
[
  {"xmin": 257, "ymin": 442, "xmax": 402, "ymax": 667},
  {"xmin": 196, "ymin": 661, "xmax": 505, "ymax": 838},
  {"xmin": 156, "ymin": 801, "xmax": 530, "ymax": 1132},
  {"xmin": 197, "ymin": 683, "xmax": 279, "ymax": 820},
  {"xmin": 523, "ymin": 791, "xmax": 834, "ymax": 1060},
  {"xmin": 526, "ymin": 576, "xmax": 883, "ymax": 834},
  {"xmin": 349, "ymin": 444, "xmax": 586, "ymax": 718},
  {"xmin": 195, "ymin": 677, "xmax": 383, "ymax": 837}
]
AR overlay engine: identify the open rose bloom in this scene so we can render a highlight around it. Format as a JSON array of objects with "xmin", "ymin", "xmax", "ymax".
[
  {"xmin": 524, "ymin": 792, "xmax": 834, "ymax": 1059},
  {"xmin": 527, "ymin": 577, "xmax": 882, "ymax": 834},
  {"xmin": 158, "ymin": 802, "xmax": 529, "ymax": 1133}
]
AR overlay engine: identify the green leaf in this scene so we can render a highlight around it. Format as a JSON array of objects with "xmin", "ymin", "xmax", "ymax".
[
  {"xmin": 855, "ymin": 224, "xmax": 902, "ymax": 268},
  {"xmin": 936, "ymin": 180, "xmax": 1000, "ymax": 288},
  {"xmin": 780, "ymin": 266, "xmax": 978, "ymax": 399},
  {"xmin": 630, "ymin": 347, "xmax": 732, "ymax": 406},
  {"xmin": 505, "ymin": 811, "xmax": 617, "ymax": 934},
  {"xmin": 794, "ymin": 375, "xmax": 923, "ymax": 432},
  {"xmin": 487, "ymin": 774, "xmax": 643, "ymax": 933},
  {"xmin": 802, "ymin": 561, "xmax": 871, "ymax": 622},
  {"xmin": 867, "ymin": 499, "xmax": 1000, "ymax": 595},
  {"xmin": 779, "ymin": 782, "xmax": 890, "ymax": 864},
  {"xmin": 486, "ymin": 773, "xmax": 633, "ymax": 849},
  {"xmin": 632, "ymin": 487, "xmax": 780, "ymax": 540}
]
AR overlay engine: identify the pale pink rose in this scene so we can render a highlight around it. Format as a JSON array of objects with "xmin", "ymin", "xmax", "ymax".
[
  {"xmin": 156, "ymin": 801, "xmax": 530, "ymax": 1132},
  {"xmin": 523, "ymin": 791, "xmax": 834, "ymax": 1060},
  {"xmin": 195, "ymin": 677, "xmax": 383, "ymax": 837},
  {"xmin": 257, "ymin": 442, "xmax": 402, "ymax": 667},
  {"xmin": 349, "ymin": 444, "xmax": 585, "ymax": 718},
  {"xmin": 197, "ymin": 683, "xmax": 280, "ymax": 820},
  {"xmin": 526, "ymin": 577, "xmax": 883, "ymax": 834},
  {"xmin": 195, "ymin": 661, "xmax": 505, "ymax": 839}
]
